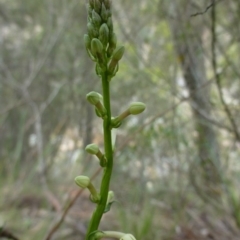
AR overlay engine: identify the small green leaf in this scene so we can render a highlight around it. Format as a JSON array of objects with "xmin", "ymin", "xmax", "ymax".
[{"xmin": 104, "ymin": 201, "xmax": 115, "ymax": 213}]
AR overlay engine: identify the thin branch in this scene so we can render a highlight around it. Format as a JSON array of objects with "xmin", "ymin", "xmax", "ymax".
[
  {"xmin": 188, "ymin": 99, "xmax": 233, "ymax": 133},
  {"xmin": 190, "ymin": 1, "xmax": 215, "ymax": 17},
  {"xmin": 211, "ymin": 0, "xmax": 240, "ymax": 141}
]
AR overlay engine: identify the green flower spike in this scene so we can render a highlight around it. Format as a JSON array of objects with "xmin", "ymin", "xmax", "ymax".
[
  {"xmin": 85, "ymin": 143, "xmax": 107, "ymax": 167},
  {"xmin": 75, "ymin": 176, "xmax": 101, "ymax": 203},
  {"xmin": 82, "ymin": 0, "xmax": 142, "ymax": 238}
]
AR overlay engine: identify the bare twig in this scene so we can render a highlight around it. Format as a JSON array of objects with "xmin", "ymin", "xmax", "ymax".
[
  {"xmin": 188, "ymin": 100, "xmax": 233, "ymax": 133},
  {"xmin": 190, "ymin": 1, "xmax": 215, "ymax": 17}
]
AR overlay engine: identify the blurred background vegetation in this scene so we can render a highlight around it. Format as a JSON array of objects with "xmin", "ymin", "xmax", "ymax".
[{"xmin": 1, "ymin": 0, "xmax": 240, "ymax": 239}]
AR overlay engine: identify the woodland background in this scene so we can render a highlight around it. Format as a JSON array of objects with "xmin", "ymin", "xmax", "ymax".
[{"xmin": 0, "ymin": 0, "xmax": 240, "ymax": 239}]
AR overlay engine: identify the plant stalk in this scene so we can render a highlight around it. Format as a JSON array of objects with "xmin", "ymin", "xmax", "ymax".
[{"xmin": 85, "ymin": 71, "xmax": 113, "ymax": 240}]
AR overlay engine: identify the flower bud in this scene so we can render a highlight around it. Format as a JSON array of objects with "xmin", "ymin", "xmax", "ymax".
[
  {"xmin": 112, "ymin": 46, "xmax": 125, "ymax": 61},
  {"xmin": 99, "ymin": 23, "xmax": 109, "ymax": 48},
  {"xmin": 75, "ymin": 176, "xmax": 101, "ymax": 203},
  {"xmin": 107, "ymin": 190, "xmax": 114, "ymax": 204},
  {"xmin": 91, "ymin": 38, "xmax": 103, "ymax": 57},
  {"xmin": 103, "ymin": 0, "xmax": 111, "ymax": 9},
  {"xmin": 120, "ymin": 234, "xmax": 136, "ymax": 240},
  {"xmin": 129, "ymin": 102, "xmax": 146, "ymax": 115},
  {"xmin": 85, "ymin": 143, "xmax": 99, "ymax": 155},
  {"xmin": 85, "ymin": 144, "xmax": 106, "ymax": 167},
  {"xmin": 86, "ymin": 92, "xmax": 106, "ymax": 117},
  {"xmin": 94, "ymin": 0, "xmax": 102, "ymax": 13},
  {"xmin": 92, "ymin": 9, "xmax": 102, "ymax": 27},
  {"xmin": 75, "ymin": 176, "xmax": 90, "ymax": 188},
  {"xmin": 84, "ymin": 34, "xmax": 91, "ymax": 50},
  {"xmin": 107, "ymin": 17, "xmax": 113, "ymax": 32},
  {"xmin": 87, "ymin": 4, "xmax": 93, "ymax": 18},
  {"xmin": 107, "ymin": 32, "xmax": 117, "ymax": 57},
  {"xmin": 109, "ymin": 32, "xmax": 117, "ymax": 46},
  {"xmin": 108, "ymin": 60, "xmax": 119, "ymax": 76},
  {"xmin": 86, "ymin": 91, "xmax": 102, "ymax": 105},
  {"xmin": 87, "ymin": 22, "xmax": 98, "ymax": 38},
  {"xmin": 104, "ymin": 190, "xmax": 115, "ymax": 213},
  {"xmin": 101, "ymin": 3, "xmax": 108, "ymax": 22}
]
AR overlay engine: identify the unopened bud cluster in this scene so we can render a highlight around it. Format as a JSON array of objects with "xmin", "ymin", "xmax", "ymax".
[{"xmin": 84, "ymin": 0, "xmax": 124, "ymax": 77}]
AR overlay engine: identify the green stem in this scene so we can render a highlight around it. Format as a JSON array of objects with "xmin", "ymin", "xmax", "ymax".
[{"xmin": 85, "ymin": 71, "xmax": 113, "ymax": 240}]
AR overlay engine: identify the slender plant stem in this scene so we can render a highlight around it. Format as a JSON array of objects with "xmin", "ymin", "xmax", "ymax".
[{"xmin": 85, "ymin": 71, "xmax": 113, "ymax": 239}]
